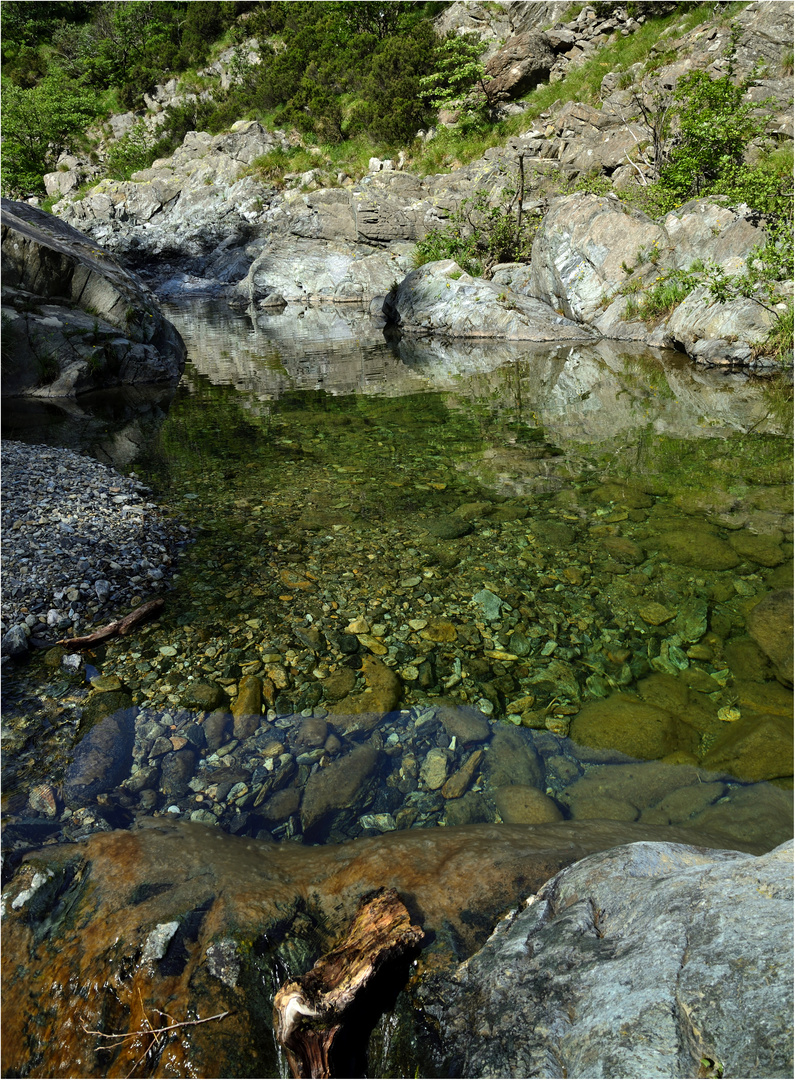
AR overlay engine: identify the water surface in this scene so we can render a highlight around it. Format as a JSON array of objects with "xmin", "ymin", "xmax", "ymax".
[{"xmin": 2, "ymin": 299, "xmax": 792, "ymax": 856}]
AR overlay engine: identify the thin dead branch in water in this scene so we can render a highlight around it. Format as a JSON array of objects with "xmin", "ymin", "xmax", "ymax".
[{"xmin": 82, "ymin": 992, "xmax": 229, "ymax": 1079}]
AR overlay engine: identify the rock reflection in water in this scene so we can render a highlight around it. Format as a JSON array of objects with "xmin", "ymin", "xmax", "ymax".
[{"xmin": 0, "ymin": 383, "xmax": 177, "ymax": 470}]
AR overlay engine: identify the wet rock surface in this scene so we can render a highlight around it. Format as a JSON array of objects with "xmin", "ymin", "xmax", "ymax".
[
  {"xmin": 1, "ymin": 820, "xmax": 788, "ymax": 1079},
  {"xmin": 415, "ymin": 839, "xmax": 794, "ymax": 1080}
]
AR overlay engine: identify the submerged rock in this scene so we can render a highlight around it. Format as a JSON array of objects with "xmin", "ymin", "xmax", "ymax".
[
  {"xmin": 300, "ymin": 742, "xmax": 380, "ymax": 836},
  {"xmin": 746, "ymin": 589, "xmax": 793, "ymax": 686},
  {"xmin": 63, "ymin": 707, "xmax": 135, "ymax": 806},
  {"xmin": 569, "ymin": 694, "xmax": 686, "ymax": 761}
]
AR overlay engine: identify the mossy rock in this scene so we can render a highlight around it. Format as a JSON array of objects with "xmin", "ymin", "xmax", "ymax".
[
  {"xmin": 182, "ymin": 680, "xmax": 227, "ymax": 712},
  {"xmin": 81, "ymin": 689, "xmax": 134, "ymax": 728},
  {"xmin": 746, "ymin": 589, "xmax": 793, "ymax": 686},
  {"xmin": 569, "ymin": 694, "xmax": 685, "ymax": 761},
  {"xmin": 653, "ymin": 528, "xmax": 740, "ymax": 570},
  {"xmin": 702, "ymin": 714, "xmax": 794, "ymax": 783},
  {"xmin": 728, "ymin": 531, "xmax": 785, "ymax": 567},
  {"xmin": 591, "ymin": 482, "xmax": 654, "ymax": 509}
]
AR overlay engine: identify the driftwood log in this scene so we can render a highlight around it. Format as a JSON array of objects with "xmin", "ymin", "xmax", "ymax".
[
  {"xmin": 56, "ymin": 597, "xmax": 164, "ymax": 649},
  {"xmin": 273, "ymin": 887, "xmax": 423, "ymax": 1079}
]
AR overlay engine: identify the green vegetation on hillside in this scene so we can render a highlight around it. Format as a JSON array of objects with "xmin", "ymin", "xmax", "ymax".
[{"xmin": 1, "ymin": 0, "xmax": 447, "ymax": 195}]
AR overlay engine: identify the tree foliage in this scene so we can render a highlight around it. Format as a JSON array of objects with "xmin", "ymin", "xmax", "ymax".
[
  {"xmin": 660, "ymin": 68, "xmax": 772, "ymax": 200},
  {"xmin": 0, "ymin": 1, "xmax": 448, "ymax": 194},
  {"xmin": 1, "ymin": 69, "xmax": 98, "ymax": 195},
  {"xmin": 419, "ymin": 32, "xmax": 488, "ymax": 111}
]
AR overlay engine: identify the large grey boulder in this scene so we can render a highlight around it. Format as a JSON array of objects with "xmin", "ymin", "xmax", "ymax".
[
  {"xmin": 1, "ymin": 198, "xmax": 185, "ymax": 396},
  {"xmin": 526, "ymin": 192, "xmax": 782, "ymax": 365},
  {"xmin": 663, "ymin": 198, "xmax": 767, "ymax": 275},
  {"xmin": 528, "ymin": 193, "xmax": 668, "ymax": 323},
  {"xmin": 416, "ymin": 839, "xmax": 794, "ymax": 1079},
  {"xmin": 385, "ymin": 258, "xmax": 594, "ymax": 339},
  {"xmin": 665, "ymin": 287, "xmax": 776, "ymax": 365},
  {"xmin": 235, "ymin": 237, "xmax": 414, "ymax": 305},
  {"xmin": 484, "ymin": 30, "xmax": 556, "ymax": 99}
]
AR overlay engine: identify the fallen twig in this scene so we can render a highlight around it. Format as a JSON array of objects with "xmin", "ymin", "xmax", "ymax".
[
  {"xmin": 83, "ymin": 1010, "xmax": 229, "ymax": 1043},
  {"xmin": 57, "ymin": 597, "xmax": 164, "ymax": 649}
]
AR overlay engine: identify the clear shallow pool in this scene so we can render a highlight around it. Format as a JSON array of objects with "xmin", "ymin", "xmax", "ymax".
[{"xmin": 2, "ymin": 299, "xmax": 792, "ymax": 855}]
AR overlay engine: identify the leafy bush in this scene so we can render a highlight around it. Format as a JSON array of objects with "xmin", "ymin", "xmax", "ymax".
[
  {"xmin": 764, "ymin": 301, "xmax": 794, "ymax": 363},
  {"xmin": 413, "ymin": 161, "xmax": 541, "ymax": 277},
  {"xmin": 660, "ymin": 67, "xmax": 773, "ymax": 201},
  {"xmin": 419, "ymin": 31, "xmax": 496, "ymax": 121},
  {"xmin": 1, "ymin": 69, "xmax": 98, "ymax": 195}
]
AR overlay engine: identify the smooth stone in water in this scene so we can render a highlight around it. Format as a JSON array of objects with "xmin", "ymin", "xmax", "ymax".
[
  {"xmin": 420, "ymin": 748, "xmax": 449, "ymax": 791},
  {"xmin": 437, "ymin": 705, "xmax": 491, "ymax": 744},
  {"xmin": 232, "ymin": 675, "xmax": 263, "ymax": 740},
  {"xmin": 425, "ymin": 516, "xmax": 473, "ymax": 540},
  {"xmin": 654, "ymin": 529, "xmax": 740, "ymax": 570},
  {"xmin": 300, "ymin": 743, "xmax": 380, "ymax": 835},
  {"xmin": 569, "ymin": 694, "xmax": 684, "ymax": 761},
  {"xmin": 494, "ymin": 785, "xmax": 563, "ymax": 824},
  {"xmin": 183, "ymin": 681, "xmax": 226, "ymax": 712},
  {"xmin": 472, "ymin": 589, "xmax": 503, "ymax": 621},
  {"xmin": 64, "ymin": 708, "xmax": 135, "ymax": 807},
  {"xmin": 746, "ymin": 589, "xmax": 793, "ymax": 685}
]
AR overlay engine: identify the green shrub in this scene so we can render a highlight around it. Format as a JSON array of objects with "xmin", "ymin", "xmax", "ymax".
[
  {"xmin": 635, "ymin": 274, "xmax": 694, "ymax": 320},
  {"xmin": 413, "ymin": 161, "xmax": 541, "ymax": 277},
  {"xmin": 765, "ymin": 301, "xmax": 794, "ymax": 363}
]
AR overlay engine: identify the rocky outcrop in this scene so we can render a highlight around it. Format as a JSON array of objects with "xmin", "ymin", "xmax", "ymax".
[
  {"xmin": 384, "ymin": 258, "xmax": 594, "ymax": 340},
  {"xmin": 2, "ymin": 823, "xmax": 789, "ymax": 1078},
  {"xmin": 235, "ymin": 237, "xmax": 414, "ymax": 306},
  {"xmin": 516, "ymin": 192, "xmax": 783, "ymax": 365},
  {"xmin": 434, "ymin": 2, "xmax": 562, "ymax": 54},
  {"xmin": 416, "ymin": 839, "xmax": 794, "ymax": 1079},
  {"xmin": 37, "ymin": 1, "xmax": 792, "ymax": 368},
  {"xmin": 1, "ymin": 198, "xmax": 185, "ymax": 396},
  {"xmin": 56, "ymin": 121, "xmax": 287, "ymax": 278},
  {"xmin": 484, "ymin": 31, "xmax": 557, "ymax": 99}
]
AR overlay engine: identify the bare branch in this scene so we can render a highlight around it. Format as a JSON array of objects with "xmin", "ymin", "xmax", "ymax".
[{"xmin": 82, "ymin": 1010, "xmax": 230, "ymax": 1043}]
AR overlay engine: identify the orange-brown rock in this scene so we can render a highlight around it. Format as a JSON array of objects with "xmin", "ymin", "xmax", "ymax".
[{"xmin": 0, "ymin": 818, "xmax": 772, "ymax": 1080}]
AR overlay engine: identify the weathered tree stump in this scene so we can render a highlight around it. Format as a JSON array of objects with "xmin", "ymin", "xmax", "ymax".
[{"xmin": 273, "ymin": 887, "xmax": 423, "ymax": 1078}]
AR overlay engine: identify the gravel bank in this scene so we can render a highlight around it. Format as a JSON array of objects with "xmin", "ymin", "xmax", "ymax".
[{"xmin": 1, "ymin": 441, "xmax": 187, "ymax": 655}]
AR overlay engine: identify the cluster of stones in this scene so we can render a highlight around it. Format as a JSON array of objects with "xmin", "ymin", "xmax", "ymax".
[
  {"xmin": 0, "ymin": 442, "xmax": 186, "ymax": 658},
  {"xmin": 21, "ymin": 668, "xmax": 792, "ymax": 859}
]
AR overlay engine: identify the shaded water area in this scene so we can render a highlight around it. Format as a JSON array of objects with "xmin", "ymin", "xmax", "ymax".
[{"xmin": 2, "ymin": 299, "xmax": 793, "ymax": 862}]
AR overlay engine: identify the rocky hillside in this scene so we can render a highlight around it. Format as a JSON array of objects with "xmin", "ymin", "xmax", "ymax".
[{"xmin": 43, "ymin": 0, "xmax": 794, "ymax": 368}]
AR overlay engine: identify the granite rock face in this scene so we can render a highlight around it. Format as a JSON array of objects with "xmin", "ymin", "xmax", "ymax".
[
  {"xmin": 416, "ymin": 839, "xmax": 795, "ymax": 1079},
  {"xmin": 1, "ymin": 198, "xmax": 185, "ymax": 396},
  {"xmin": 384, "ymin": 258, "xmax": 594, "ymax": 340}
]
